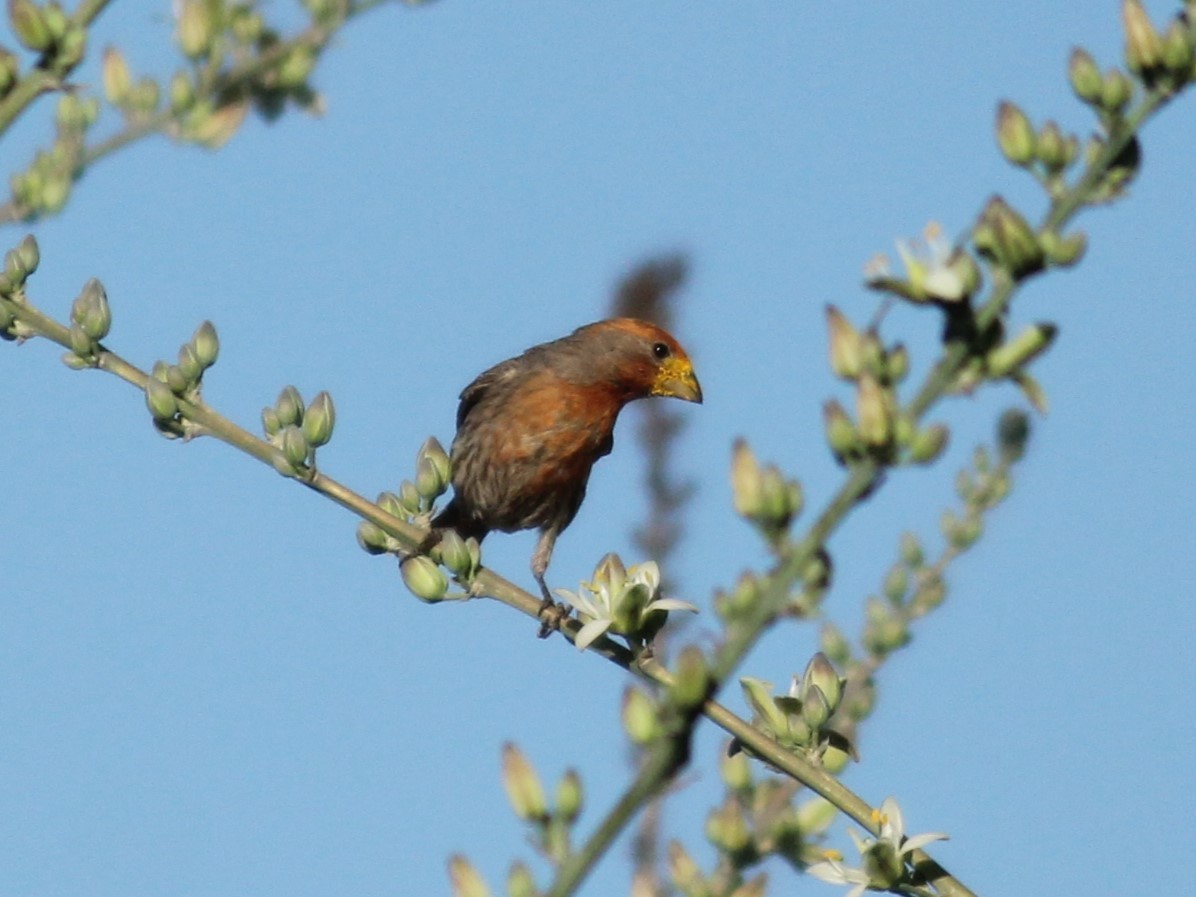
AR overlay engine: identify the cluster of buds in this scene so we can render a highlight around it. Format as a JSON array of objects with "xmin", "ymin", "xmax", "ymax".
[
  {"xmin": 730, "ymin": 439, "xmax": 803, "ymax": 543},
  {"xmin": 61, "ymin": 278, "xmax": 112, "ymax": 366},
  {"xmin": 823, "ymin": 306, "xmax": 949, "ymax": 467},
  {"xmin": 499, "ymin": 743, "xmax": 583, "ymax": 867},
  {"xmin": 736, "ymin": 653, "xmax": 852, "ymax": 770},
  {"xmin": 170, "ymin": 0, "xmax": 325, "ymax": 141},
  {"xmin": 0, "ymin": 236, "xmax": 42, "ymax": 341},
  {"xmin": 555, "ymin": 553, "xmax": 697, "ymax": 651},
  {"xmin": 1118, "ymin": 0, "xmax": 1196, "ymax": 93},
  {"xmin": 10, "ymin": 92, "xmax": 101, "ymax": 217},
  {"xmin": 259, "ymin": 384, "xmax": 335, "ymax": 475},
  {"xmin": 143, "ymin": 320, "xmax": 221, "ymax": 437},
  {"xmin": 995, "ymin": 101, "xmax": 1082, "ymax": 190},
  {"xmin": 690, "ymin": 754, "xmax": 839, "ymax": 883},
  {"xmin": 100, "ymin": 47, "xmax": 164, "ymax": 121},
  {"xmin": 357, "ymin": 437, "xmax": 453, "ymax": 550},
  {"xmin": 7, "ymin": 0, "xmax": 87, "ymax": 70}
]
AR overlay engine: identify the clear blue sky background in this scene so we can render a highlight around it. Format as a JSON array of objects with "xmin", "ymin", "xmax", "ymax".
[{"xmin": 2, "ymin": 3, "xmax": 1194, "ymax": 896}]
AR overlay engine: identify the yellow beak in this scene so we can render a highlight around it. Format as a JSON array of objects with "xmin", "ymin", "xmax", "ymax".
[{"xmin": 653, "ymin": 358, "xmax": 703, "ymax": 404}]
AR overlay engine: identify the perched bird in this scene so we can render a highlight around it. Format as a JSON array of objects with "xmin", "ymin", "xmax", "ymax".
[{"xmin": 431, "ymin": 318, "xmax": 702, "ymax": 625}]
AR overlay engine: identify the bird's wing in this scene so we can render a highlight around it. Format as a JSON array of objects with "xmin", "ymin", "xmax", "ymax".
[{"xmin": 456, "ymin": 358, "xmax": 524, "ymax": 429}]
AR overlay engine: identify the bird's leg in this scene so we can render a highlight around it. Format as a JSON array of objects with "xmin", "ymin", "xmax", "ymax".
[{"xmin": 531, "ymin": 527, "xmax": 569, "ymax": 638}]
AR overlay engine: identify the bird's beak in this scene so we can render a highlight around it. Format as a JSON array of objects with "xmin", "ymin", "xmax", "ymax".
[{"xmin": 653, "ymin": 358, "xmax": 703, "ymax": 404}]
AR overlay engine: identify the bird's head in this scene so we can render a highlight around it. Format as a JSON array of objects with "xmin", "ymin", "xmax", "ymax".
[{"xmin": 574, "ymin": 318, "xmax": 703, "ymax": 405}]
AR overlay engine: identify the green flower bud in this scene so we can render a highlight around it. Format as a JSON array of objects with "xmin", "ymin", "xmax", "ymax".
[
  {"xmin": 863, "ymin": 597, "xmax": 909, "ymax": 656},
  {"xmin": 706, "ymin": 798, "xmax": 753, "ymax": 858},
  {"xmin": 997, "ymin": 408, "xmax": 1032, "ymax": 463},
  {"xmin": 795, "ymin": 797, "xmax": 838, "ymax": 836},
  {"xmin": 670, "ymin": 645, "xmax": 710, "ymax": 710},
  {"xmin": 1122, "ymin": 0, "xmax": 1163, "ymax": 76},
  {"xmin": 719, "ymin": 746, "xmax": 752, "ymax": 792},
  {"xmin": 882, "ymin": 564, "xmax": 909, "ymax": 603},
  {"xmin": 800, "ymin": 684, "xmax": 832, "ymax": 731},
  {"xmin": 1040, "ymin": 229, "xmax": 1087, "ymax": 267},
  {"xmin": 622, "ymin": 686, "xmax": 662, "ymax": 745},
  {"xmin": 506, "ymin": 862, "xmax": 536, "ymax": 897},
  {"xmin": 190, "ymin": 320, "xmax": 218, "ymax": 368},
  {"xmin": 169, "ymin": 69, "xmax": 195, "ymax": 114},
  {"xmin": 886, "ymin": 343, "xmax": 910, "ymax": 383},
  {"xmin": 302, "ymin": 390, "xmax": 336, "ymax": 447},
  {"xmin": 418, "ymin": 436, "xmax": 451, "ymax": 486},
  {"xmin": 53, "ymin": 22, "xmax": 86, "ymax": 69},
  {"xmin": 61, "ymin": 351, "xmax": 90, "ymax": 370},
  {"xmin": 911, "ymin": 570, "xmax": 947, "ymax": 614},
  {"xmin": 68, "ymin": 278, "xmax": 110, "ymax": 341},
  {"xmin": 801, "ymin": 652, "xmax": 844, "ymax": 714},
  {"xmin": 400, "ymin": 555, "xmax": 448, "ymax": 602},
  {"xmin": 714, "ymin": 572, "xmax": 761, "ymax": 622},
  {"xmin": 668, "ymin": 841, "xmax": 705, "ymax": 895},
  {"xmin": 276, "ymin": 46, "xmax": 315, "ymax": 88},
  {"xmin": 730, "ymin": 438, "xmax": 765, "ymax": 520},
  {"xmin": 447, "ymin": 855, "xmax": 492, "ymax": 897},
  {"xmin": 819, "ymin": 622, "xmax": 851, "ymax": 666},
  {"xmin": 229, "ymin": 5, "xmax": 263, "ymax": 43},
  {"xmin": 129, "ymin": 77, "xmax": 159, "ymax": 114},
  {"xmin": 376, "ymin": 490, "xmax": 404, "ymax": 518},
  {"xmin": 4, "ymin": 247, "xmax": 26, "ymax": 284},
  {"xmin": 975, "ymin": 196, "xmax": 1044, "ymax": 279},
  {"xmin": 855, "ymin": 374, "xmax": 892, "ymax": 448},
  {"xmin": 859, "ymin": 332, "xmax": 886, "ymax": 379},
  {"xmin": 145, "ymin": 376, "xmax": 178, "ymax": 422},
  {"xmin": 986, "ymin": 322, "xmax": 1058, "ymax": 377},
  {"xmin": 826, "ymin": 305, "xmax": 862, "ymax": 379},
  {"xmin": 1036, "ymin": 121, "xmax": 1070, "ymax": 172},
  {"xmin": 823, "ymin": 399, "xmax": 860, "ymax": 463},
  {"xmin": 1100, "ymin": 68, "xmax": 1133, "ymax": 114},
  {"xmin": 355, "ymin": 520, "xmax": 391, "ymax": 555},
  {"xmin": 398, "ymin": 480, "xmax": 423, "ymax": 514},
  {"xmin": 995, "ymin": 101, "xmax": 1036, "ymax": 166},
  {"xmin": 1162, "ymin": 21, "xmax": 1193, "ymax": 76},
  {"xmin": 414, "ymin": 456, "xmax": 446, "ymax": 500},
  {"xmin": 0, "ymin": 47, "xmax": 18, "ymax": 98},
  {"xmin": 436, "ymin": 528, "xmax": 475, "ymax": 579},
  {"xmin": 908, "ymin": 423, "xmax": 949, "ymax": 464},
  {"xmin": 1069, "ymin": 47, "xmax": 1103, "ymax": 103},
  {"xmin": 177, "ymin": 0, "xmax": 213, "ymax": 59},
  {"xmin": 555, "ymin": 768, "xmax": 583, "ymax": 825},
  {"xmin": 501, "ymin": 742, "xmax": 547, "ymax": 822},
  {"xmin": 281, "ymin": 425, "xmax": 309, "ymax": 468},
  {"xmin": 729, "ymin": 874, "xmax": 768, "ymax": 897},
  {"xmin": 261, "ymin": 406, "xmax": 281, "ymax": 437},
  {"xmin": 164, "ymin": 364, "xmax": 189, "ymax": 394},
  {"xmin": 67, "ymin": 322, "xmax": 92, "ymax": 356},
  {"xmin": 102, "ymin": 46, "xmax": 131, "ymax": 105},
  {"xmin": 899, "ymin": 531, "xmax": 924, "ymax": 567},
  {"xmin": 9, "ymin": 0, "xmax": 52, "ymax": 51},
  {"xmin": 15, "ymin": 234, "xmax": 38, "ymax": 274},
  {"xmin": 177, "ymin": 343, "xmax": 203, "ymax": 382},
  {"xmin": 275, "ymin": 385, "xmax": 304, "ymax": 427}
]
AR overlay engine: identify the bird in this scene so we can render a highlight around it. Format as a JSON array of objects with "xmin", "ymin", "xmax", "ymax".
[{"xmin": 430, "ymin": 317, "xmax": 702, "ymax": 630}]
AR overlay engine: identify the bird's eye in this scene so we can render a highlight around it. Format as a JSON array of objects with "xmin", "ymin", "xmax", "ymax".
[{"xmin": 652, "ymin": 342, "xmax": 671, "ymax": 360}]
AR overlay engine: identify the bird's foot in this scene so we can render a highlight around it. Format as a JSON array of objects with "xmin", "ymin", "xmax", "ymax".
[{"xmin": 536, "ymin": 599, "xmax": 570, "ymax": 638}]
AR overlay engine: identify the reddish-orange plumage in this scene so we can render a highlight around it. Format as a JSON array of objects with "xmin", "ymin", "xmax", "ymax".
[{"xmin": 432, "ymin": 318, "xmax": 702, "ymax": 612}]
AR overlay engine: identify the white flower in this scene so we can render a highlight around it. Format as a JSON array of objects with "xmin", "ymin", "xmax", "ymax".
[
  {"xmin": 866, "ymin": 222, "xmax": 979, "ymax": 303},
  {"xmin": 805, "ymin": 797, "xmax": 948, "ymax": 896},
  {"xmin": 806, "ymin": 851, "xmax": 871, "ymax": 897},
  {"xmin": 556, "ymin": 554, "xmax": 697, "ymax": 651}
]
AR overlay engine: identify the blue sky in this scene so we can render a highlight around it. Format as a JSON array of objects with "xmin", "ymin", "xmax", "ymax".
[{"xmin": 2, "ymin": 2, "xmax": 1195, "ymax": 896}]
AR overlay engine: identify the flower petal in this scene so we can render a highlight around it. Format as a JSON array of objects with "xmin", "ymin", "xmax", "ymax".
[
  {"xmin": 645, "ymin": 598, "xmax": 698, "ymax": 614},
  {"xmin": 901, "ymin": 831, "xmax": 950, "ymax": 854},
  {"xmin": 574, "ymin": 618, "xmax": 613, "ymax": 651}
]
